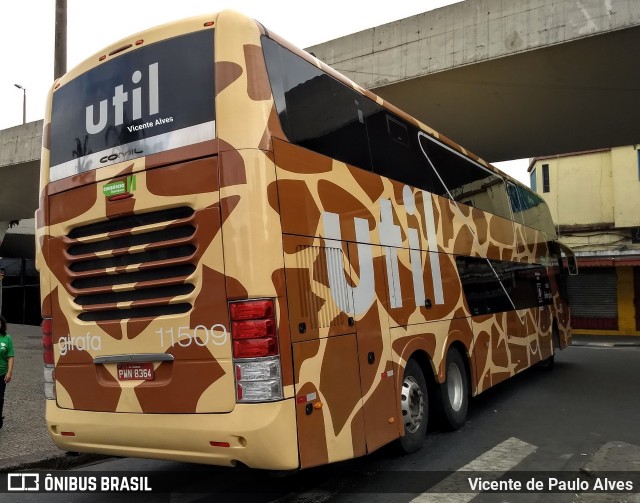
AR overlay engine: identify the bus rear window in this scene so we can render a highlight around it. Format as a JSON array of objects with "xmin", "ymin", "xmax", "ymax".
[{"xmin": 49, "ymin": 29, "xmax": 215, "ymax": 182}]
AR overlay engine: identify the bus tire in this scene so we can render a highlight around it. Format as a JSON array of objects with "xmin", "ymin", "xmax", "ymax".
[
  {"xmin": 398, "ymin": 359, "xmax": 428, "ymax": 454},
  {"xmin": 435, "ymin": 348, "xmax": 469, "ymax": 430}
]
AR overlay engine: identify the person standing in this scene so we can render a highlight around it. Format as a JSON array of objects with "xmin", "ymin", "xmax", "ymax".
[{"xmin": 0, "ymin": 315, "xmax": 14, "ymax": 429}]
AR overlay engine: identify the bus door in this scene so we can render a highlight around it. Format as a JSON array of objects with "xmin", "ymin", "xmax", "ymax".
[
  {"xmin": 284, "ymin": 236, "xmax": 366, "ymax": 468},
  {"xmin": 347, "ymin": 242, "xmax": 400, "ymax": 454},
  {"xmin": 284, "ymin": 236, "xmax": 398, "ymax": 466}
]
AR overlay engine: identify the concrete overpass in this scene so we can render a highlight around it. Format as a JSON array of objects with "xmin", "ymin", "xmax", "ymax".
[
  {"xmin": 307, "ymin": 0, "xmax": 640, "ymax": 162},
  {"xmin": 0, "ymin": 120, "xmax": 41, "ymax": 259},
  {"xmin": 2, "ymin": 0, "xmax": 640, "ymax": 258}
]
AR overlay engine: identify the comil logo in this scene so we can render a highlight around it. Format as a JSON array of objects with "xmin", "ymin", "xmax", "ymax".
[{"xmin": 85, "ymin": 62, "xmax": 159, "ymax": 135}]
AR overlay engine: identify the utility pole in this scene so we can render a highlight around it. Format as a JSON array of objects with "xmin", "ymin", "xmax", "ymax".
[{"xmin": 54, "ymin": 0, "xmax": 67, "ymax": 79}]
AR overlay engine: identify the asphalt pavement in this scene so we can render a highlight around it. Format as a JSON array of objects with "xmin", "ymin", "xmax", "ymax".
[
  {"xmin": 0, "ymin": 323, "xmax": 103, "ymax": 472},
  {"xmin": 0, "ymin": 323, "xmax": 638, "ymax": 474}
]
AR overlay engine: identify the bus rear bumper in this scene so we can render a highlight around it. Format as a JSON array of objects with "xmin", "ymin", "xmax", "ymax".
[{"xmin": 46, "ymin": 399, "xmax": 300, "ymax": 470}]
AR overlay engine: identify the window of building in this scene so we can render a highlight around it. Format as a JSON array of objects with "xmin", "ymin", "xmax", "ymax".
[
  {"xmin": 530, "ymin": 168, "xmax": 537, "ymax": 191},
  {"xmin": 542, "ymin": 164, "xmax": 550, "ymax": 192}
]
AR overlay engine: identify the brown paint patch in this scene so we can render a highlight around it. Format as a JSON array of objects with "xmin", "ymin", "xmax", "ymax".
[
  {"xmin": 96, "ymin": 321, "xmax": 123, "ymax": 341},
  {"xmin": 56, "ymin": 351, "xmax": 122, "ymax": 412},
  {"xmin": 41, "ymin": 287, "xmax": 53, "ymax": 319},
  {"xmin": 356, "ymin": 302, "xmax": 384, "ymax": 394},
  {"xmin": 453, "ymin": 224, "xmax": 475, "ymax": 256},
  {"xmin": 473, "ymin": 330, "xmax": 491, "ymax": 393},
  {"xmin": 50, "ymin": 287, "xmax": 69, "ymax": 348},
  {"xmin": 49, "ymin": 183, "xmax": 98, "ymax": 227},
  {"xmin": 216, "ymin": 61, "xmax": 243, "ymax": 95},
  {"xmin": 274, "ymin": 138, "xmax": 332, "ymax": 174},
  {"xmin": 347, "ymin": 165, "xmax": 385, "ymax": 204},
  {"xmin": 126, "ymin": 319, "xmax": 151, "ymax": 341},
  {"xmin": 47, "ymin": 170, "xmax": 97, "ymax": 197},
  {"xmin": 43, "ymin": 238, "xmax": 72, "ymax": 299},
  {"xmin": 473, "ymin": 209, "xmax": 489, "ymax": 246},
  {"xmin": 219, "ymin": 144, "xmax": 247, "ymax": 188},
  {"xmin": 135, "ymin": 342, "xmax": 225, "ymax": 413},
  {"xmin": 437, "ymin": 198, "xmax": 456, "ymax": 249},
  {"xmin": 244, "ymin": 44, "xmax": 271, "ymax": 101},
  {"xmin": 360, "ymin": 358, "xmax": 400, "ymax": 450},
  {"xmin": 296, "ymin": 382, "xmax": 329, "ymax": 469},
  {"xmin": 190, "ymin": 266, "xmax": 230, "ymax": 328},
  {"xmin": 318, "ymin": 180, "xmax": 375, "ymax": 243},
  {"xmin": 147, "ymin": 157, "xmax": 218, "ymax": 197},
  {"xmin": 106, "ymin": 193, "xmax": 135, "ymax": 220},
  {"xmin": 319, "ymin": 335, "xmax": 363, "ymax": 436},
  {"xmin": 224, "ymin": 272, "xmax": 250, "ymax": 301},
  {"xmin": 278, "ymin": 179, "xmax": 322, "ymax": 236},
  {"xmin": 489, "ymin": 214, "xmax": 515, "ymax": 246}
]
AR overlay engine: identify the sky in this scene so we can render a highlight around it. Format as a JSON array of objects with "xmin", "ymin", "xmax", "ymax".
[{"xmin": 0, "ymin": 0, "xmax": 528, "ymax": 183}]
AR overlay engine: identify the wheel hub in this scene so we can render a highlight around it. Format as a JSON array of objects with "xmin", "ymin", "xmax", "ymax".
[{"xmin": 401, "ymin": 375, "xmax": 424, "ymax": 433}]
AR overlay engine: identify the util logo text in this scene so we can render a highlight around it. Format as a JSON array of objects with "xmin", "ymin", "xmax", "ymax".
[
  {"xmin": 85, "ymin": 62, "xmax": 159, "ymax": 135},
  {"xmin": 322, "ymin": 185, "xmax": 445, "ymax": 316}
]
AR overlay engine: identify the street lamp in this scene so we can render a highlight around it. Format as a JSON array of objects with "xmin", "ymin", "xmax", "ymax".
[{"xmin": 14, "ymin": 84, "xmax": 26, "ymax": 124}]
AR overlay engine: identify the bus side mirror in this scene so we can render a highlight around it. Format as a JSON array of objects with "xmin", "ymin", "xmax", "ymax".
[{"xmin": 567, "ymin": 256, "xmax": 578, "ymax": 276}]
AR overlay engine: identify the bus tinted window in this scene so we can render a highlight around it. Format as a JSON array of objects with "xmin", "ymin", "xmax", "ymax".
[
  {"xmin": 418, "ymin": 134, "xmax": 511, "ymax": 219},
  {"xmin": 263, "ymin": 38, "xmax": 373, "ymax": 170},
  {"xmin": 49, "ymin": 29, "xmax": 215, "ymax": 181},
  {"xmin": 507, "ymin": 182, "xmax": 557, "ymax": 237},
  {"xmin": 456, "ymin": 257, "xmax": 553, "ymax": 315},
  {"xmin": 365, "ymin": 110, "xmax": 447, "ymax": 195}
]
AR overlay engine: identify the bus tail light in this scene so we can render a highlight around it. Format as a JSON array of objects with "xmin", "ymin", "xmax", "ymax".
[
  {"xmin": 42, "ymin": 318, "xmax": 56, "ymax": 400},
  {"xmin": 230, "ymin": 299, "xmax": 283, "ymax": 403}
]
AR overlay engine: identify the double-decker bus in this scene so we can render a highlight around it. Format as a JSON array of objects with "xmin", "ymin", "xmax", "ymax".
[{"xmin": 36, "ymin": 10, "xmax": 575, "ymax": 470}]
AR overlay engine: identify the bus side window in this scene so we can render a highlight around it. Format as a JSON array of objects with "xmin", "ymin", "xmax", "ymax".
[
  {"xmin": 418, "ymin": 134, "xmax": 511, "ymax": 220},
  {"xmin": 262, "ymin": 37, "xmax": 373, "ymax": 171},
  {"xmin": 367, "ymin": 111, "xmax": 447, "ymax": 196}
]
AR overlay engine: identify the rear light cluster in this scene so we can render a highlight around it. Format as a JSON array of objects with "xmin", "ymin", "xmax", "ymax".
[
  {"xmin": 230, "ymin": 299, "xmax": 283, "ymax": 403},
  {"xmin": 42, "ymin": 318, "xmax": 56, "ymax": 400}
]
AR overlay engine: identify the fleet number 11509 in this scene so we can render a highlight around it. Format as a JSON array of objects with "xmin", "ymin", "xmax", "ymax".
[{"xmin": 155, "ymin": 325, "xmax": 228, "ymax": 348}]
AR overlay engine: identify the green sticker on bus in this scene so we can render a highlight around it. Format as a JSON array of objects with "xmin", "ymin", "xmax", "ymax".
[{"xmin": 103, "ymin": 175, "xmax": 136, "ymax": 197}]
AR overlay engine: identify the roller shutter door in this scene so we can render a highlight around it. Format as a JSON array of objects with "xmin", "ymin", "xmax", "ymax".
[{"xmin": 567, "ymin": 267, "xmax": 617, "ymax": 329}]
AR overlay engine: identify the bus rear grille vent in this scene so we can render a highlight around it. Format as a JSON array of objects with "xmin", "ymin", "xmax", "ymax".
[{"xmin": 66, "ymin": 207, "xmax": 197, "ymax": 322}]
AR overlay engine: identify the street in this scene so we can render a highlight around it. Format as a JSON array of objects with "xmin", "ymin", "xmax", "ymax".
[{"xmin": 5, "ymin": 343, "xmax": 640, "ymax": 502}]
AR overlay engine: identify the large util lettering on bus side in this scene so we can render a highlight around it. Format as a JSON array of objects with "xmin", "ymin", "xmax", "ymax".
[{"xmin": 322, "ymin": 185, "xmax": 445, "ymax": 316}]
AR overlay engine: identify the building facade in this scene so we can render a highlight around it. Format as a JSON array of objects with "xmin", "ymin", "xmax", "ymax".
[{"xmin": 530, "ymin": 147, "xmax": 640, "ymax": 336}]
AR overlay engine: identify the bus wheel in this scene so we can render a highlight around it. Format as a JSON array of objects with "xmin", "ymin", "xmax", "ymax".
[
  {"xmin": 435, "ymin": 348, "xmax": 469, "ymax": 430},
  {"xmin": 398, "ymin": 359, "xmax": 428, "ymax": 454}
]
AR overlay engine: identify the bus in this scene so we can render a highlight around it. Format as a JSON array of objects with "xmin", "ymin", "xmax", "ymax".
[{"xmin": 36, "ymin": 10, "xmax": 575, "ymax": 470}]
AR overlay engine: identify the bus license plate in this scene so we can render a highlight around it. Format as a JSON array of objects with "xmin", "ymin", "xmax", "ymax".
[{"xmin": 117, "ymin": 362, "xmax": 154, "ymax": 381}]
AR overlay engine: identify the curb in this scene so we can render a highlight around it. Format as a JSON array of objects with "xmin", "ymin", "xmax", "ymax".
[
  {"xmin": 0, "ymin": 451, "xmax": 110, "ymax": 473},
  {"xmin": 571, "ymin": 341, "xmax": 640, "ymax": 348}
]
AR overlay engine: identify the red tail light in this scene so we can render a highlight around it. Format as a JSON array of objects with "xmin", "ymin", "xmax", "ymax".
[
  {"xmin": 232, "ymin": 319, "xmax": 275, "ymax": 339},
  {"xmin": 230, "ymin": 300, "xmax": 277, "ymax": 359},
  {"xmin": 233, "ymin": 338, "xmax": 278, "ymax": 359},
  {"xmin": 42, "ymin": 318, "xmax": 54, "ymax": 365},
  {"xmin": 230, "ymin": 299, "xmax": 274, "ymax": 321},
  {"xmin": 230, "ymin": 299, "xmax": 283, "ymax": 402}
]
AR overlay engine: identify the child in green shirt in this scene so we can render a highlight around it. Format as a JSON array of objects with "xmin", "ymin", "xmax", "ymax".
[{"xmin": 0, "ymin": 315, "xmax": 14, "ymax": 429}]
